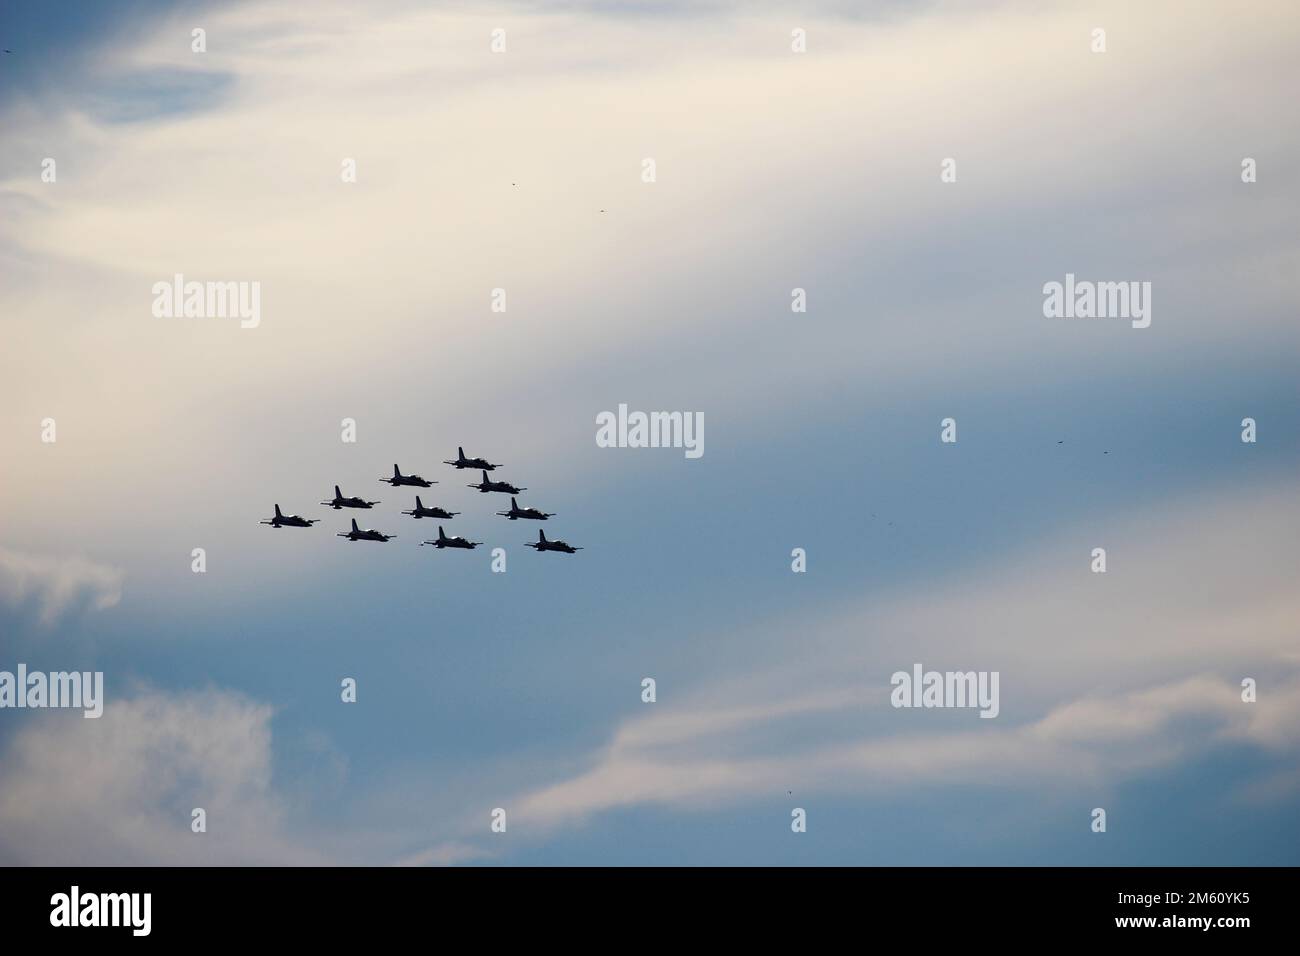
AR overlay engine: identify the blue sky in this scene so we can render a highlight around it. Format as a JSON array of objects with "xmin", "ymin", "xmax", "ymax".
[{"xmin": 1, "ymin": 0, "xmax": 1298, "ymax": 865}]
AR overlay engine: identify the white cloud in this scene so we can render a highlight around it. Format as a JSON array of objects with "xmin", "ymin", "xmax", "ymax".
[
  {"xmin": 0, "ymin": 545, "xmax": 124, "ymax": 626},
  {"xmin": 0, "ymin": 685, "xmax": 329, "ymax": 865}
]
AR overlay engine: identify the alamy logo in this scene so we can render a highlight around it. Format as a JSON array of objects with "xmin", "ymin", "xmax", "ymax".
[
  {"xmin": 890, "ymin": 663, "xmax": 999, "ymax": 718},
  {"xmin": 596, "ymin": 404, "xmax": 704, "ymax": 459},
  {"xmin": 0, "ymin": 664, "xmax": 103, "ymax": 718},
  {"xmin": 50, "ymin": 886, "xmax": 151, "ymax": 936},
  {"xmin": 151, "ymin": 273, "xmax": 261, "ymax": 328},
  {"xmin": 1042, "ymin": 273, "xmax": 1151, "ymax": 328}
]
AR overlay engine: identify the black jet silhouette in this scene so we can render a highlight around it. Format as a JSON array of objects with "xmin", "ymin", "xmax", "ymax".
[
  {"xmin": 380, "ymin": 464, "xmax": 434, "ymax": 488},
  {"xmin": 321, "ymin": 484, "xmax": 380, "ymax": 510},
  {"xmin": 402, "ymin": 495, "xmax": 459, "ymax": 520},
  {"xmin": 337, "ymin": 518, "xmax": 395, "ymax": 542},
  {"xmin": 420, "ymin": 526, "xmax": 480, "ymax": 550},
  {"xmin": 524, "ymin": 528, "xmax": 581, "ymax": 554},
  {"xmin": 443, "ymin": 446, "xmax": 501, "ymax": 471},
  {"xmin": 468, "ymin": 470, "xmax": 525, "ymax": 494},
  {"xmin": 260, "ymin": 504, "xmax": 319, "ymax": 528},
  {"xmin": 496, "ymin": 496, "xmax": 552, "ymax": 521}
]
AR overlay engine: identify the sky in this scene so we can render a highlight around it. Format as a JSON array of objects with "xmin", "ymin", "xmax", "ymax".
[{"xmin": 1, "ymin": 0, "xmax": 1298, "ymax": 865}]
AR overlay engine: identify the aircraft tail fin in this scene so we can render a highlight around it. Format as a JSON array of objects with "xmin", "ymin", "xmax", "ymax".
[
  {"xmin": 393, "ymin": 464, "xmax": 401, "ymax": 477},
  {"xmin": 334, "ymin": 485, "xmax": 341, "ymax": 498},
  {"xmin": 415, "ymin": 495, "xmax": 423, "ymax": 509},
  {"xmin": 274, "ymin": 504, "xmax": 282, "ymax": 517},
  {"xmin": 351, "ymin": 518, "xmax": 359, "ymax": 532},
  {"xmin": 511, "ymin": 497, "xmax": 518, "ymax": 509},
  {"xmin": 438, "ymin": 526, "xmax": 447, "ymax": 540},
  {"xmin": 458, "ymin": 446, "xmax": 466, "ymax": 459},
  {"xmin": 539, "ymin": 529, "xmax": 547, "ymax": 542},
  {"xmin": 482, "ymin": 470, "xmax": 489, "ymax": 482}
]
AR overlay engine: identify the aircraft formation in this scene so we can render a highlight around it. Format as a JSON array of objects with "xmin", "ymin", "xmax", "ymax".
[{"xmin": 260, "ymin": 447, "xmax": 583, "ymax": 555}]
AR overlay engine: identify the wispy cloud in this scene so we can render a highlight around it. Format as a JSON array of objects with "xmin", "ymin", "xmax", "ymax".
[
  {"xmin": 503, "ymin": 675, "xmax": 1300, "ymax": 834},
  {"xmin": 409, "ymin": 483, "xmax": 1300, "ymax": 859},
  {"xmin": 0, "ymin": 545, "xmax": 124, "ymax": 626}
]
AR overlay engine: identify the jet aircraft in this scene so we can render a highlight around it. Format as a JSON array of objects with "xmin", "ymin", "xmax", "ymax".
[
  {"xmin": 380, "ymin": 464, "xmax": 434, "ymax": 488},
  {"xmin": 468, "ymin": 471, "xmax": 525, "ymax": 494},
  {"xmin": 321, "ymin": 485, "xmax": 380, "ymax": 510},
  {"xmin": 402, "ymin": 495, "xmax": 459, "ymax": 520},
  {"xmin": 443, "ymin": 447, "xmax": 501, "ymax": 471},
  {"xmin": 420, "ymin": 526, "xmax": 481, "ymax": 550},
  {"xmin": 260, "ymin": 504, "xmax": 319, "ymax": 528},
  {"xmin": 337, "ymin": 518, "xmax": 395, "ymax": 542},
  {"xmin": 523, "ymin": 529, "xmax": 582, "ymax": 553},
  {"xmin": 496, "ymin": 496, "xmax": 553, "ymax": 521}
]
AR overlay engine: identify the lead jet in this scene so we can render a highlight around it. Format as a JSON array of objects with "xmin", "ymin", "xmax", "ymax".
[
  {"xmin": 261, "ymin": 504, "xmax": 319, "ymax": 528},
  {"xmin": 320, "ymin": 485, "xmax": 380, "ymax": 510},
  {"xmin": 420, "ymin": 526, "xmax": 480, "ymax": 550},
  {"xmin": 443, "ymin": 446, "xmax": 501, "ymax": 471},
  {"xmin": 468, "ymin": 470, "xmax": 525, "ymax": 495},
  {"xmin": 402, "ymin": 495, "xmax": 459, "ymax": 520},
  {"xmin": 337, "ymin": 518, "xmax": 395, "ymax": 542},
  {"xmin": 523, "ymin": 529, "xmax": 582, "ymax": 553},
  {"xmin": 380, "ymin": 464, "xmax": 435, "ymax": 488},
  {"xmin": 496, "ymin": 496, "xmax": 553, "ymax": 521}
]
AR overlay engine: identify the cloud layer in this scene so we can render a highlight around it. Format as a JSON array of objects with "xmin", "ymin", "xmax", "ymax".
[{"xmin": 1, "ymin": 0, "xmax": 1297, "ymax": 865}]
